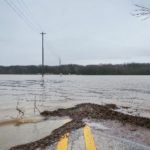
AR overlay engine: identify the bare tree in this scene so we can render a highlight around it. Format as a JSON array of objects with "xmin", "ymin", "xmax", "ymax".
[{"xmin": 133, "ymin": 4, "xmax": 150, "ymax": 20}]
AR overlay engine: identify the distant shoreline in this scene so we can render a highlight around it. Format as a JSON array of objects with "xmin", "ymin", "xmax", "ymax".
[{"xmin": 0, "ymin": 63, "xmax": 150, "ymax": 75}]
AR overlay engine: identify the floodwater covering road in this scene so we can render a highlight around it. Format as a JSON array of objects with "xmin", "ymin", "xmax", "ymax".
[
  {"xmin": 0, "ymin": 75, "xmax": 150, "ymax": 150},
  {"xmin": 9, "ymin": 103, "xmax": 150, "ymax": 150}
]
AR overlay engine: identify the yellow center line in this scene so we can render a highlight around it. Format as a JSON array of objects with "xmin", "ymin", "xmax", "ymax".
[
  {"xmin": 57, "ymin": 133, "xmax": 69, "ymax": 150},
  {"xmin": 83, "ymin": 125, "xmax": 97, "ymax": 150}
]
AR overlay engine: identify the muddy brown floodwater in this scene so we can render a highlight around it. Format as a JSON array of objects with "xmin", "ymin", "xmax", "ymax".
[
  {"xmin": 10, "ymin": 103, "xmax": 150, "ymax": 150},
  {"xmin": 0, "ymin": 75, "xmax": 150, "ymax": 149}
]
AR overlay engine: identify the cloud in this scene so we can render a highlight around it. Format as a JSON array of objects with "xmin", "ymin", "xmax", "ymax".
[{"xmin": 0, "ymin": 0, "xmax": 150, "ymax": 65}]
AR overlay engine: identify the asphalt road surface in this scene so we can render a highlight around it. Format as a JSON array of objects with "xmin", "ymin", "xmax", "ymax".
[{"xmin": 43, "ymin": 119, "xmax": 150, "ymax": 150}]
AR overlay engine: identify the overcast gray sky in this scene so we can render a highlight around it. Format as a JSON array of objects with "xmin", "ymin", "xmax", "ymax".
[{"xmin": 0, "ymin": 0, "xmax": 150, "ymax": 66}]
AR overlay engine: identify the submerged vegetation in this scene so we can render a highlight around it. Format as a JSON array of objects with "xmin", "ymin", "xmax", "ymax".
[{"xmin": 0, "ymin": 63, "xmax": 150, "ymax": 75}]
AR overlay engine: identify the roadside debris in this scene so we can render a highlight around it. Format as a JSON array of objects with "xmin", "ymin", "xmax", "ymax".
[{"xmin": 10, "ymin": 103, "xmax": 150, "ymax": 150}]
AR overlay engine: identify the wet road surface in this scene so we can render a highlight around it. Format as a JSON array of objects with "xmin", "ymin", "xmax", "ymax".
[{"xmin": 43, "ymin": 119, "xmax": 150, "ymax": 150}]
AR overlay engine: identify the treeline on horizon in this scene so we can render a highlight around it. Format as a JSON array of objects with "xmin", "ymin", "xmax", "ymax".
[{"xmin": 0, "ymin": 63, "xmax": 150, "ymax": 75}]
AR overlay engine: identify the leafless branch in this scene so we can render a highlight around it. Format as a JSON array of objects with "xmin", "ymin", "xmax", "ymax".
[
  {"xmin": 16, "ymin": 101, "xmax": 24, "ymax": 118},
  {"xmin": 34, "ymin": 96, "xmax": 41, "ymax": 114},
  {"xmin": 133, "ymin": 4, "xmax": 150, "ymax": 20}
]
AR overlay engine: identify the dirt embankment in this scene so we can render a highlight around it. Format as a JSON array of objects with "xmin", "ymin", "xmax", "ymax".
[
  {"xmin": 10, "ymin": 103, "xmax": 150, "ymax": 150},
  {"xmin": 41, "ymin": 103, "xmax": 150, "ymax": 129}
]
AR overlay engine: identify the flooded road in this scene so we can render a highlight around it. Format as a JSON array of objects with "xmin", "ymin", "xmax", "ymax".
[
  {"xmin": 0, "ymin": 116, "xmax": 70, "ymax": 150},
  {"xmin": 0, "ymin": 75, "xmax": 150, "ymax": 149},
  {"xmin": 0, "ymin": 75, "xmax": 150, "ymax": 119}
]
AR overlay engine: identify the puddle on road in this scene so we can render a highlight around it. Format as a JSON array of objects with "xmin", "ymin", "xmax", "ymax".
[{"xmin": 0, "ymin": 116, "xmax": 71, "ymax": 150}]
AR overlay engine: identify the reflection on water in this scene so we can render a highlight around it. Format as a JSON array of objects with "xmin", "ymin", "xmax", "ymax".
[{"xmin": 0, "ymin": 75, "xmax": 150, "ymax": 120}]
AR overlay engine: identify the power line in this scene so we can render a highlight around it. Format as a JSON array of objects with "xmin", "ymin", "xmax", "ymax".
[
  {"xmin": 4, "ymin": 0, "xmax": 48, "ymax": 75},
  {"xmin": 21, "ymin": 0, "xmax": 43, "ymax": 31},
  {"xmin": 9, "ymin": 0, "xmax": 40, "ymax": 32},
  {"xmin": 16, "ymin": 0, "xmax": 43, "ymax": 32},
  {"xmin": 4, "ymin": 0, "xmax": 39, "ymax": 33},
  {"xmin": 15, "ymin": 0, "xmax": 40, "ymax": 32}
]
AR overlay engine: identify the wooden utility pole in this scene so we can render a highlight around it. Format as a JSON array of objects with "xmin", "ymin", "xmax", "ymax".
[
  {"xmin": 40, "ymin": 32, "xmax": 46, "ymax": 77},
  {"xmin": 59, "ymin": 57, "xmax": 61, "ymax": 66}
]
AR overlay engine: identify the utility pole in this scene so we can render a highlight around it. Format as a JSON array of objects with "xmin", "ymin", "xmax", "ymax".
[
  {"xmin": 40, "ymin": 32, "xmax": 46, "ymax": 77},
  {"xmin": 59, "ymin": 57, "xmax": 62, "ymax": 76},
  {"xmin": 59, "ymin": 57, "xmax": 61, "ymax": 66}
]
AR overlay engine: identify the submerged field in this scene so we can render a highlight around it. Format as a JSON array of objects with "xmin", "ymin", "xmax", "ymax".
[{"xmin": 0, "ymin": 75, "xmax": 150, "ymax": 149}]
